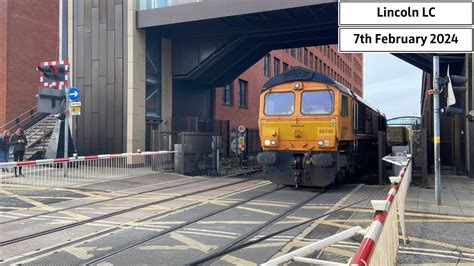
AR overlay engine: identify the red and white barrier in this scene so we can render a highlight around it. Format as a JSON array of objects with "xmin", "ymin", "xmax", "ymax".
[
  {"xmin": 0, "ymin": 150, "xmax": 175, "ymax": 188},
  {"xmin": 350, "ymin": 155, "xmax": 412, "ymax": 266}
]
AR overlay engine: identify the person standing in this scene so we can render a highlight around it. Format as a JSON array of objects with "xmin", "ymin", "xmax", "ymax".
[
  {"xmin": 0, "ymin": 130, "xmax": 10, "ymax": 172},
  {"xmin": 11, "ymin": 128, "xmax": 27, "ymax": 177}
]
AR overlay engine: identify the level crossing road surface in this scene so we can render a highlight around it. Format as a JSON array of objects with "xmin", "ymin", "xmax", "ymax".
[{"xmin": 0, "ymin": 173, "xmax": 472, "ymax": 265}]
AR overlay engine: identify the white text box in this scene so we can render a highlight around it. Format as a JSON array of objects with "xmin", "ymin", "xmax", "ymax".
[
  {"xmin": 339, "ymin": 2, "xmax": 473, "ymax": 25},
  {"xmin": 339, "ymin": 28, "xmax": 473, "ymax": 52}
]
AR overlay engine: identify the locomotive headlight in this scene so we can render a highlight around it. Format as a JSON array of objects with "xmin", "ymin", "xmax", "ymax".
[
  {"xmin": 264, "ymin": 140, "xmax": 271, "ymax": 146},
  {"xmin": 324, "ymin": 140, "xmax": 330, "ymax": 146},
  {"xmin": 317, "ymin": 140, "xmax": 324, "ymax": 146},
  {"xmin": 293, "ymin": 82, "xmax": 303, "ymax": 90},
  {"xmin": 271, "ymin": 140, "xmax": 276, "ymax": 145}
]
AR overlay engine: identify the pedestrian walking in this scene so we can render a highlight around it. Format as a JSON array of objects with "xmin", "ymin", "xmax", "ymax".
[
  {"xmin": 11, "ymin": 128, "xmax": 27, "ymax": 177},
  {"xmin": 0, "ymin": 130, "xmax": 11, "ymax": 172}
]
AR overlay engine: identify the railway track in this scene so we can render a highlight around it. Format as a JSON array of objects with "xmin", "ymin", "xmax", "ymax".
[
  {"xmin": 0, "ymin": 168, "xmax": 262, "ymax": 225},
  {"xmin": 79, "ymin": 188, "xmax": 325, "ymax": 265},
  {"xmin": 0, "ymin": 170, "xmax": 263, "ymax": 247}
]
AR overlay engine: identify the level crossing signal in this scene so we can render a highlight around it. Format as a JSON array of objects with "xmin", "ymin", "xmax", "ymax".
[{"xmin": 36, "ymin": 60, "xmax": 69, "ymax": 87}]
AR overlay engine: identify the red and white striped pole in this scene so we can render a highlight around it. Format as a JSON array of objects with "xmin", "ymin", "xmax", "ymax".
[{"xmin": 350, "ymin": 159, "xmax": 411, "ymax": 266}]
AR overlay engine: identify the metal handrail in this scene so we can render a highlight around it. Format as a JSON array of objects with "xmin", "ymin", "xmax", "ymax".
[
  {"xmin": 0, "ymin": 106, "xmax": 48, "ymax": 134},
  {"xmin": 25, "ymin": 115, "xmax": 56, "ymax": 150},
  {"xmin": 0, "ymin": 106, "xmax": 37, "ymax": 130}
]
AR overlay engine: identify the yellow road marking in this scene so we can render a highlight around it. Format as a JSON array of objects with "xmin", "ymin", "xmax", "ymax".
[
  {"xmin": 198, "ymin": 220, "xmax": 263, "ymax": 225},
  {"xmin": 97, "ymin": 262, "xmax": 113, "ymax": 266},
  {"xmin": 56, "ymin": 188, "xmax": 109, "ymax": 199},
  {"xmin": 271, "ymin": 184, "xmax": 363, "ymax": 259},
  {"xmin": 248, "ymin": 201, "xmax": 291, "ymax": 208},
  {"xmin": 64, "ymin": 246, "xmax": 112, "ymax": 260},
  {"xmin": 179, "ymin": 230, "xmax": 235, "ymax": 239},
  {"xmin": 397, "ymin": 262, "xmax": 472, "ymax": 266},
  {"xmin": 323, "ymin": 246, "xmax": 354, "ymax": 257},
  {"xmin": 237, "ymin": 206, "xmax": 277, "ymax": 216},
  {"xmin": 330, "ymin": 219, "xmax": 474, "ymax": 223},
  {"xmin": 0, "ymin": 189, "xmax": 90, "ymax": 220},
  {"xmin": 406, "ymin": 235, "xmax": 474, "ymax": 254},
  {"xmin": 138, "ymin": 245, "xmax": 192, "ymax": 251},
  {"xmin": 221, "ymin": 255, "xmax": 257, "ymax": 265},
  {"xmin": 170, "ymin": 232, "xmax": 216, "ymax": 252}
]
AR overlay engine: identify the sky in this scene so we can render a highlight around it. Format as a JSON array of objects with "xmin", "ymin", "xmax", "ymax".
[{"xmin": 363, "ymin": 53, "xmax": 423, "ymax": 119}]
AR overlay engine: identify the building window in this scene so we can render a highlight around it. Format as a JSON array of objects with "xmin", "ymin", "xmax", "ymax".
[
  {"xmin": 263, "ymin": 54, "xmax": 270, "ymax": 77},
  {"xmin": 238, "ymin": 79, "xmax": 248, "ymax": 108},
  {"xmin": 297, "ymin": 48, "xmax": 302, "ymax": 62},
  {"xmin": 222, "ymin": 84, "xmax": 233, "ymax": 105},
  {"xmin": 318, "ymin": 59, "xmax": 322, "ymax": 72},
  {"xmin": 291, "ymin": 48, "xmax": 296, "ymax": 57},
  {"xmin": 309, "ymin": 52, "xmax": 313, "ymax": 69},
  {"xmin": 283, "ymin": 48, "xmax": 289, "ymax": 53},
  {"xmin": 304, "ymin": 48, "xmax": 308, "ymax": 65},
  {"xmin": 282, "ymin": 62, "xmax": 289, "ymax": 72},
  {"xmin": 273, "ymin": 57, "xmax": 280, "ymax": 77}
]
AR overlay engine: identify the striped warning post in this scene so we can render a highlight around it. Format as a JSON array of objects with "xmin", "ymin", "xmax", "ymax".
[{"xmin": 350, "ymin": 156, "xmax": 412, "ymax": 266}]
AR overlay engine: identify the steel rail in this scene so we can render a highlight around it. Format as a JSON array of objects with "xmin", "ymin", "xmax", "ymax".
[
  {"xmin": 0, "ymin": 168, "xmax": 261, "ymax": 225},
  {"xmin": 191, "ymin": 197, "xmax": 369, "ymax": 266},
  {"xmin": 186, "ymin": 190, "xmax": 326, "ymax": 266},
  {"xmin": 82, "ymin": 185, "xmax": 284, "ymax": 265},
  {"xmin": 0, "ymin": 177, "xmax": 257, "ymax": 247},
  {"xmin": 0, "ymin": 178, "xmax": 204, "ymax": 225},
  {"xmin": 3, "ymin": 178, "xmax": 270, "ymax": 265}
]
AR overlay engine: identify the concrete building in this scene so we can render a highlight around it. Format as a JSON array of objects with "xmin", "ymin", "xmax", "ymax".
[
  {"xmin": 0, "ymin": 0, "xmax": 58, "ymax": 129},
  {"xmin": 214, "ymin": 47, "xmax": 363, "ymax": 130}
]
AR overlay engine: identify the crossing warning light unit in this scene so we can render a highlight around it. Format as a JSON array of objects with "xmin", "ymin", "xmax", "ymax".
[{"xmin": 37, "ymin": 60, "xmax": 69, "ymax": 87}]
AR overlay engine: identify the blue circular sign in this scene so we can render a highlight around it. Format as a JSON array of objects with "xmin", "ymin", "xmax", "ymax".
[{"xmin": 69, "ymin": 87, "xmax": 80, "ymax": 101}]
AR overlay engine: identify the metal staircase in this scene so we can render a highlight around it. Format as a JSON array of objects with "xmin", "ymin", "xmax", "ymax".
[
  {"xmin": 24, "ymin": 115, "xmax": 57, "ymax": 159},
  {"xmin": 1, "ymin": 106, "xmax": 57, "ymax": 160}
]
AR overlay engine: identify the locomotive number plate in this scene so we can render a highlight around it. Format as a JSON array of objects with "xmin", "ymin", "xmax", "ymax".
[{"xmin": 318, "ymin": 127, "xmax": 335, "ymax": 135}]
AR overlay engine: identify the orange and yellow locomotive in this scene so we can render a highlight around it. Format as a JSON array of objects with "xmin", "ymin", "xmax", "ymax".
[{"xmin": 257, "ymin": 67, "xmax": 386, "ymax": 187}]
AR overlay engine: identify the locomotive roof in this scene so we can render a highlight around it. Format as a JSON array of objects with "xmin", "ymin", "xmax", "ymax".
[{"xmin": 262, "ymin": 67, "xmax": 383, "ymax": 115}]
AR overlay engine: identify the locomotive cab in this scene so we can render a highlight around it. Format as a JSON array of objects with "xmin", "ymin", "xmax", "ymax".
[{"xmin": 257, "ymin": 67, "xmax": 384, "ymax": 187}]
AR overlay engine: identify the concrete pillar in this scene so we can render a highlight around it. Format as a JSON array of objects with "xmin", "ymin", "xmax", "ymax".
[
  {"xmin": 161, "ymin": 38, "xmax": 173, "ymax": 132},
  {"xmin": 125, "ymin": 0, "xmax": 146, "ymax": 152}
]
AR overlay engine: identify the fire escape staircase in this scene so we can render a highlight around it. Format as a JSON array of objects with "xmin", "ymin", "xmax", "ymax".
[{"xmin": 1, "ymin": 106, "xmax": 57, "ymax": 160}]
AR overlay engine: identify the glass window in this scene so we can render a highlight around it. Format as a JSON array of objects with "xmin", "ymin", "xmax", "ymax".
[
  {"xmin": 282, "ymin": 62, "xmax": 289, "ymax": 72},
  {"xmin": 263, "ymin": 54, "xmax": 270, "ymax": 77},
  {"xmin": 309, "ymin": 52, "xmax": 313, "ymax": 68},
  {"xmin": 341, "ymin": 95, "xmax": 348, "ymax": 117},
  {"xmin": 273, "ymin": 57, "xmax": 280, "ymax": 77},
  {"xmin": 264, "ymin": 92, "xmax": 295, "ymax": 115},
  {"xmin": 301, "ymin": 91, "xmax": 334, "ymax": 115},
  {"xmin": 222, "ymin": 84, "xmax": 233, "ymax": 105},
  {"xmin": 238, "ymin": 79, "xmax": 248, "ymax": 108},
  {"xmin": 297, "ymin": 48, "xmax": 302, "ymax": 61},
  {"xmin": 304, "ymin": 48, "xmax": 308, "ymax": 65}
]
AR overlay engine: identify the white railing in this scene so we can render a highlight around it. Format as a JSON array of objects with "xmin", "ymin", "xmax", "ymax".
[
  {"xmin": 350, "ymin": 155, "xmax": 412, "ymax": 266},
  {"xmin": 0, "ymin": 151, "xmax": 175, "ymax": 188},
  {"xmin": 261, "ymin": 155, "xmax": 412, "ymax": 266}
]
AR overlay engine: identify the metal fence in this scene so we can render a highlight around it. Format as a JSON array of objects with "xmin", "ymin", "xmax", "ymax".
[
  {"xmin": 263, "ymin": 155, "xmax": 412, "ymax": 266},
  {"xmin": 0, "ymin": 151, "xmax": 175, "ymax": 188}
]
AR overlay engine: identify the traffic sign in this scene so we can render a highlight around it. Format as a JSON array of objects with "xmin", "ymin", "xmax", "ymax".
[
  {"xmin": 238, "ymin": 125, "xmax": 246, "ymax": 133},
  {"xmin": 69, "ymin": 87, "xmax": 80, "ymax": 101},
  {"xmin": 70, "ymin": 101, "xmax": 81, "ymax": 116}
]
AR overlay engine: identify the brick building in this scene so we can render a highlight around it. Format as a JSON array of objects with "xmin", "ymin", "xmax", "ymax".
[
  {"xmin": 0, "ymin": 0, "xmax": 58, "ymax": 129},
  {"xmin": 214, "ymin": 46, "xmax": 363, "ymax": 130}
]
